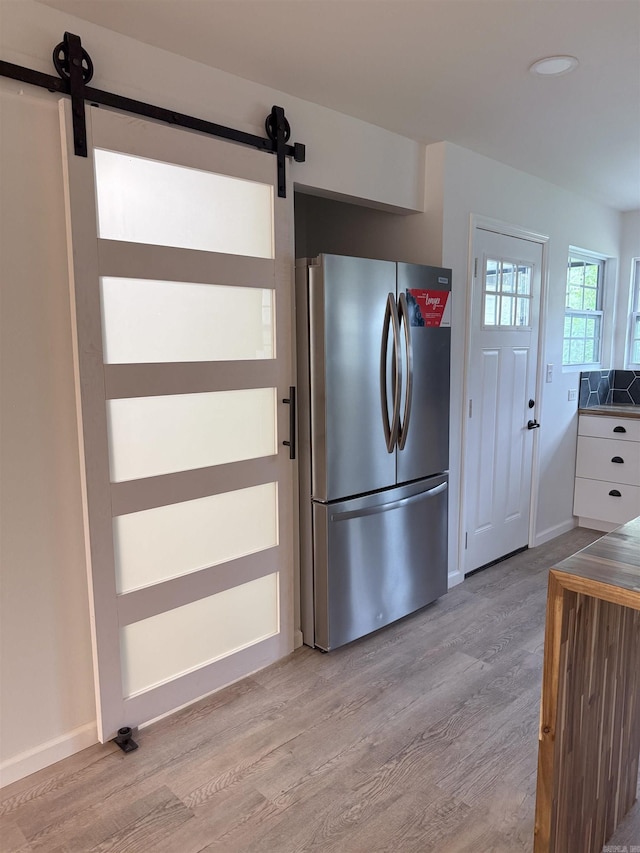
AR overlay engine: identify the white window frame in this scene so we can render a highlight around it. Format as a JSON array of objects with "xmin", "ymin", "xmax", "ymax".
[
  {"xmin": 562, "ymin": 249, "xmax": 606, "ymax": 369},
  {"xmin": 626, "ymin": 257, "xmax": 640, "ymax": 369}
]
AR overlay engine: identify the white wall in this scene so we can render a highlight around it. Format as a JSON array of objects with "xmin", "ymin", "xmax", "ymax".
[
  {"xmin": 614, "ymin": 211, "xmax": 640, "ymax": 363},
  {"xmin": 0, "ymin": 0, "xmax": 426, "ymax": 783},
  {"xmin": 0, "ymin": 84, "xmax": 98, "ymax": 783}
]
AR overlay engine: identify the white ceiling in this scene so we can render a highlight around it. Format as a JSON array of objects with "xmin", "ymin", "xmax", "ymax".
[{"xmin": 40, "ymin": 0, "xmax": 640, "ymax": 212}]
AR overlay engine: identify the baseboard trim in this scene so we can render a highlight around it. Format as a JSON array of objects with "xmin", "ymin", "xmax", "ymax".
[
  {"xmin": 448, "ymin": 569, "xmax": 464, "ymax": 589},
  {"xmin": 577, "ymin": 516, "xmax": 616, "ymax": 533},
  {"xmin": 533, "ymin": 518, "xmax": 576, "ymax": 548},
  {"xmin": 293, "ymin": 629, "xmax": 304, "ymax": 650},
  {"xmin": 0, "ymin": 722, "xmax": 98, "ymax": 788}
]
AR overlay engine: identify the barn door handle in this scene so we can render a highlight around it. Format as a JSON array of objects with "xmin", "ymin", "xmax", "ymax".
[{"xmin": 282, "ymin": 387, "xmax": 296, "ymax": 460}]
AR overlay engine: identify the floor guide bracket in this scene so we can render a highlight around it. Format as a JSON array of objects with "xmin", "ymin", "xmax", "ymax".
[{"xmin": 113, "ymin": 726, "xmax": 139, "ymax": 753}]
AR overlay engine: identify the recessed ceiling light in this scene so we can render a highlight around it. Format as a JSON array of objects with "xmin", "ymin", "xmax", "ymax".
[{"xmin": 529, "ymin": 56, "xmax": 579, "ymax": 77}]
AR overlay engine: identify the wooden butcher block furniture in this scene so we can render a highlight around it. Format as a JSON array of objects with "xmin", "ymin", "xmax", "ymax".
[{"xmin": 534, "ymin": 516, "xmax": 640, "ymax": 852}]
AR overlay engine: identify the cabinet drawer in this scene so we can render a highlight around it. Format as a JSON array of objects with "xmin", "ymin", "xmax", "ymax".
[
  {"xmin": 578, "ymin": 415, "xmax": 640, "ymax": 442},
  {"xmin": 576, "ymin": 436, "xmax": 640, "ymax": 485},
  {"xmin": 574, "ymin": 477, "xmax": 640, "ymax": 525}
]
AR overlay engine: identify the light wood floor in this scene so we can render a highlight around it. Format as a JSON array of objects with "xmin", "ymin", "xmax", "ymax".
[{"xmin": 2, "ymin": 526, "xmax": 639, "ymax": 853}]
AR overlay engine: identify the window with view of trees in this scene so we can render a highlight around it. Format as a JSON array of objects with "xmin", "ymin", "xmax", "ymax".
[
  {"xmin": 628, "ymin": 258, "xmax": 640, "ymax": 367},
  {"xmin": 562, "ymin": 252, "xmax": 604, "ymax": 366}
]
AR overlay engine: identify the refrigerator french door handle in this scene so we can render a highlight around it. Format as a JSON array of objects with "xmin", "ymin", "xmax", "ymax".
[
  {"xmin": 380, "ymin": 292, "xmax": 401, "ymax": 453},
  {"xmin": 397, "ymin": 291, "xmax": 413, "ymax": 451}
]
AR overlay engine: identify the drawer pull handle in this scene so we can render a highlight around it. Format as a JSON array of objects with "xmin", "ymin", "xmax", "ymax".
[
  {"xmin": 611, "ymin": 456, "xmax": 624, "ymax": 464},
  {"xmin": 609, "ymin": 489, "xmax": 622, "ymax": 497},
  {"xmin": 613, "ymin": 426, "xmax": 626, "ymax": 433}
]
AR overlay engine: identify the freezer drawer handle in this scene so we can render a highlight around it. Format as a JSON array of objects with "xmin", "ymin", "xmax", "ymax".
[
  {"xmin": 613, "ymin": 425, "xmax": 626, "ymax": 433},
  {"xmin": 397, "ymin": 291, "xmax": 413, "ymax": 451},
  {"xmin": 282, "ymin": 386, "xmax": 296, "ymax": 460},
  {"xmin": 380, "ymin": 292, "xmax": 401, "ymax": 453},
  {"xmin": 330, "ymin": 481, "xmax": 447, "ymax": 522}
]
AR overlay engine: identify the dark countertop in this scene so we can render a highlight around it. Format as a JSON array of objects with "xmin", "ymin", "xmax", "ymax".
[
  {"xmin": 578, "ymin": 405, "xmax": 640, "ymax": 419},
  {"xmin": 552, "ymin": 516, "xmax": 640, "ymax": 597}
]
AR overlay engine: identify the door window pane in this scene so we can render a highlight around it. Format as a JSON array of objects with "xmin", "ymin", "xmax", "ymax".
[
  {"xmin": 483, "ymin": 258, "xmax": 532, "ymax": 328},
  {"xmin": 516, "ymin": 298, "xmax": 530, "ymax": 326},
  {"xmin": 101, "ymin": 278, "xmax": 275, "ymax": 364},
  {"xmin": 517, "ymin": 266, "xmax": 531, "ymax": 295},
  {"xmin": 107, "ymin": 388, "xmax": 277, "ymax": 482},
  {"xmin": 484, "ymin": 294, "xmax": 497, "ymax": 325},
  {"xmin": 485, "ymin": 259, "xmax": 499, "ymax": 291},
  {"xmin": 114, "ymin": 483, "xmax": 278, "ymax": 593},
  {"xmin": 120, "ymin": 573, "xmax": 279, "ymax": 697},
  {"xmin": 94, "ymin": 149, "xmax": 274, "ymax": 258},
  {"xmin": 500, "ymin": 296, "xmax": 515, "ymax": 325},
  {"xmin": 502, "ymin": 263, "xmax": 516, "ymax": 293}
]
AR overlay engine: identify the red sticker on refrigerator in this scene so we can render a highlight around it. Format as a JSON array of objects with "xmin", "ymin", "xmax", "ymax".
[{"xmin": 407, "ymin": 289, "xmax": 451, "ymax": 327}]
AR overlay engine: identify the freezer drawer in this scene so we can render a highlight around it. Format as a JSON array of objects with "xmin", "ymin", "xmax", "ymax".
[{"xmin": 312, "ymin": 475, "xmax": 448, "ymax": 651}]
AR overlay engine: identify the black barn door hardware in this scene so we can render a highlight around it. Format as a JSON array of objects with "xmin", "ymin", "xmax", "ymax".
[
  {"xmin": 113, "ymin": 725, "xmax": 138, "ymax": 753},
  {"xmin": 0, "ymin": 32, "xmax": 306, "ymax": 196},
  {"xmin": 282, "ymin": 387, "xmax": 296, "ymax": 460},
  {"xmin": 58, "ymin": 32, "xmax": 90, "ymax": 157}
]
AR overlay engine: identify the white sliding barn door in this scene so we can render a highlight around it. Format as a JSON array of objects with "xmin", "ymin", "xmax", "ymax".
[{"xmin": 60, "ymin": 101, "xmax": 295, "ymax": 742}]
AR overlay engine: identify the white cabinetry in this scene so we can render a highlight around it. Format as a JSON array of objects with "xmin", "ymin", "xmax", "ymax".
[{"xmin": 574, "ymin": 414, "xmax": 640, "ymax": 531}]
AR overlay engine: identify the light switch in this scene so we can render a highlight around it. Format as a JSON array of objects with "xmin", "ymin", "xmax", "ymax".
[
  {"xmin": 546, "ymin": 363, "xmax": 554, "ymax": 383},
  {"xmin": 568, "ymin": 389, "xmax": 577, "ymax": 401}
]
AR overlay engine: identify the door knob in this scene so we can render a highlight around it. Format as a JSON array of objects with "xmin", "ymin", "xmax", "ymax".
[{"xmin": 527, "ymin": 419, "xmax": 540, "ymax": 430}]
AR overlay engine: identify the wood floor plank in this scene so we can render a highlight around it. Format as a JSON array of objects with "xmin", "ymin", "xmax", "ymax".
[
  {"xmin": 59, "ymin": 787, "xmax": 192, "ymax": 853},
  {"xmin": 0, "ymin": 527, "xmax": 610, "ymax": 853},
  {"xmin": 0, "ymin": 743, "xmax": 118, "ymax": 819},
  {"xmin": 36, "ymin": 786, "xmax": 192, "ymax": 853},
  {"xmin": 341, "ymin": 787, "xmax": 473, "ymax": 853},
  {"xmin": 150, "ymin": 788, "xmax": 281, "ymax": 853},
  {"xmin": 0, "ymin": 820, "xmax": 32, "ymax": 853}
]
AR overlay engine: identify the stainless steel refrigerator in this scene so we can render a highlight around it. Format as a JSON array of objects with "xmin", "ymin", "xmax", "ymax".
[{"xmin": 296, "ymin": 254, "xmax": 451, "ymax": 650}]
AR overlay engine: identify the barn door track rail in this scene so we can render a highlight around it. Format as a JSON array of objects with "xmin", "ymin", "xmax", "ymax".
[{"xmin": 0, "ymin": 31, "xmax": 306, "ymax": 197}]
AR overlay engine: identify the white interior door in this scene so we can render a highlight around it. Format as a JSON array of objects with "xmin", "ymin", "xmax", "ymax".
[
  {"xmin": 60, "ymin": 101, "xmax": 295, "ymax": 741},
  {"xmin": 464, "ymin": 228, "xmax": 543, "ymax": 574}
]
